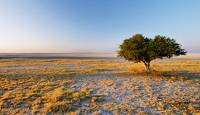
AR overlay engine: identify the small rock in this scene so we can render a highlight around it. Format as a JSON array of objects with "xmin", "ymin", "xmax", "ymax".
[
  {"xmin": 164, "ymin": 103, "xmax": 172, "ymax": 109},
  {"xmin": 0, "ymin": 89, "xmax": 4, "ymax": 95},
  {"xmin": 91, "ymin": 95, "xmax": 104, "ymax": 102}
]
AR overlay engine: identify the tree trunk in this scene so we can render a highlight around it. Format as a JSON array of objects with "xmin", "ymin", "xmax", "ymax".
[
  {"xmin": 143, "ymin": 62, "xmax": 151, "ymax": 73},
  {"xmin": 147, "ymin": 62, "xmax": 150, "ymax": 73}
]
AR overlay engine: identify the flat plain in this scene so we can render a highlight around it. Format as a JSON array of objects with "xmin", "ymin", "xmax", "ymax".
[{"xmin": 0, "ymin": 56, "xmax": 199, "ymax": 114}]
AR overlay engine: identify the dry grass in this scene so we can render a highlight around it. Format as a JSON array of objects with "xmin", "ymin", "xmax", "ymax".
[
  {"xmin": 1, "ymin": 58, "xmax": 200, "ymax": 75},
  {"xmin": 0, "ymin": 77, "xmax": 98, "ymax": 114}
]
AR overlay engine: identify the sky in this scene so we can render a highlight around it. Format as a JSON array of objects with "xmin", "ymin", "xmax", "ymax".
[{"xmin": 0, "ymin": 0, "xmax": 200, "ymax": 53}]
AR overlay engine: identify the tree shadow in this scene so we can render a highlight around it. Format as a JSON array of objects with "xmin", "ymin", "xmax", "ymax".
[{"xmin": 160, "ymin": 70, "xmax": 200, "ymax": 81}]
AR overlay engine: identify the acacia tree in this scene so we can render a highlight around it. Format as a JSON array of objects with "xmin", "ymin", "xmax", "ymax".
[{"xmin": 118, "ymin": 34, "xmax": 187, "ymax": 73}]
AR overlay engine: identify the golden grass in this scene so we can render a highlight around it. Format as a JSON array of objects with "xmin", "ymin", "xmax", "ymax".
[
  {"xmin": 1, "ymin": 58, "xmax": 200, "ymax": 75},
  {"xmin": 0, "ymin": 77, "xmax": 97, "ymax": 114}
]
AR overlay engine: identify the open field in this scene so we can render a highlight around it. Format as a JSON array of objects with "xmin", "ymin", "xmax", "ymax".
[{"xmin": 0, "ymin": 57, "xmax": 199, "ymax": 114}]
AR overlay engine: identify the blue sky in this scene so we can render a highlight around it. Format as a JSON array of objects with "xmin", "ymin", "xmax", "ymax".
[{"xmin": 0, "ymin": 0, "xmax": 200, "ymax": 53}]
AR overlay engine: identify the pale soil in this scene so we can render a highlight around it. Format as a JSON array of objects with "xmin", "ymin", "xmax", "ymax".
[{"xmin": 70, "ymin": 73, "xmax": 200, "ymax": 114}]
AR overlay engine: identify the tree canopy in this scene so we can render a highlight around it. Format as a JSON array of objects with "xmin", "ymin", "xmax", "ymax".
[{"xmin": 118, "ymin": 34, "xmax": 187, "ymax": 73}]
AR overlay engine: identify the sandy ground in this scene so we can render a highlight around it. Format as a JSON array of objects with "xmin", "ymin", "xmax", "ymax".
[{"xmin": 69, "ymin": 72, "xmax": 200, "ymax": 114}]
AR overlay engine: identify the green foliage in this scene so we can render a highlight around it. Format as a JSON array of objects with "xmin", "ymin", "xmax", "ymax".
[{"xmin": 118, "ymin": 34, "xmax": 187, "ymax": 72}]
